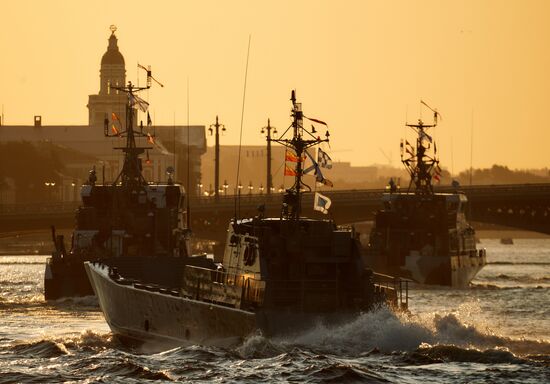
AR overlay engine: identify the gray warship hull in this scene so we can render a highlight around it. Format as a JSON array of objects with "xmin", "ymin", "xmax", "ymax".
[
  {"xmin": 367, "ymin": 253, "xmax": 486, "ymax": 287},
  {"xmin": 85, "ymin": 261, "xmax": 390, "ymax": 347},
  {"xmin": 366, "ymin": 193, "xmax": 487, "ymax": 288},
  {"xmin": 84, "ymin": 261, "xmax": 256, "ymax": 348}
]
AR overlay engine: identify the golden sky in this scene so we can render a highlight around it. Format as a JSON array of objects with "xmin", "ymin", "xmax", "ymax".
[{"xmin": 1, "ymin": 0, "xmax": 548, "ymax": 172}]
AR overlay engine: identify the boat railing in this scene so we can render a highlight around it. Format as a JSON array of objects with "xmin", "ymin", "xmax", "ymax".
[
  {"xmin": 180, "ymin": 265, "xmax": 265, "ymax": 310},
  {"xmin": 372, "ymin": 272, "xmax": 409, "ymax": 311},
  {"xmin": 180, "ymin": 265, "xmax": 409, "ymax": 312}
]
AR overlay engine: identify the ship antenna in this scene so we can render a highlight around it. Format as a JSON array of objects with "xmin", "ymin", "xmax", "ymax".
[
  {"xmin": 108, "ymin": 64, "xmax": 160, "ymax": 188},
  {"xmin": 186, "ymin": 77, "xmax": 191, "ymax": 230},
  {"xmin": 270, "ymin": 90, "xmax": 330, "ymax": 220},
  {"xmin": 402, "ymin": 100, "xmax": 441, "ymax": 195},
  {"xmin": 173, "ymin": 112, "xmax": 176, "ymax": 177},
  {"xmin": 470, "ymin": 109, "xmax": 474, "ymax": 185},
  {"xmin": 234, "ymin": 34, "xmax": 252, "ymax": 220}
]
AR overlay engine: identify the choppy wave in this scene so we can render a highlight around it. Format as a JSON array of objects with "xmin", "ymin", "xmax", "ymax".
[
  {"xmin": 86, "ymin": 358, "xmax": 174, "ymax": 381},
  {"xmin": 489, "ymin": 261, "xmax": 550, "ymax": 266},
  {"xmin": 301, "ymin": 362, "xmax": 390, "ymax": 383},
  {"xmin": 0, "ymin": 294, "xmax": 45, "ymax": 306},
  {"xmin": 493, "ymin": 274, "xmax": 550, "ymax": 283},
  {"xmin": 0, "ymin": 280, "xmax": 37, "ymax": 286},
  {"xmin": 0, "ymin": 294, "xmax": 99, "ymax": 309},
  {"xmin": 2, "ymin": 314, "xmax": 549, "ymax": 383},
  {"xmin": 10, "ymin": 339, "xmax": 69, "ymax": 358},
  {"xmin": 473, "ymin": 273, "xmax": 550, "ymax": 289},
  {"xmin": 53, "ymin": 295, "xmax": 99, "ymax": 307},
  {"xmin": 237, "ymin": 306, "xmax": 550, "ymax": 364},
  {"xmin": 407, "ymin": 344, "xmax": 522, "ymax": 364},
  {"xmin": 7, "ymin": 330, "xmax": 113, "ymax": 356},
  {"xmin": 62, "ymin": 329, "xmax": 115, "ymax": 350}
]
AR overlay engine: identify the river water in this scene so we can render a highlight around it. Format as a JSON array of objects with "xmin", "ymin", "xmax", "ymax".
[{"xmin": 0, "ymin": 238, "xmax": 548, "ymax": 383}]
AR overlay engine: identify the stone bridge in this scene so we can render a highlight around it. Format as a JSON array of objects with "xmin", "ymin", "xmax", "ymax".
[{"xmin": 1, "ymin": 183, "xmax": 548, "ymax": 241}]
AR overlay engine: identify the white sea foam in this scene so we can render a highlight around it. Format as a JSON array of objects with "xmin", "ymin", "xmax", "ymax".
[{"xmin": 240, "ymin": 305, "xmax": 550, "ymax": 357}]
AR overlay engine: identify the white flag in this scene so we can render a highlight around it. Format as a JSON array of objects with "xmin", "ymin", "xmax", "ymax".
[
  {"xmin": 304, "ymin": 150, "xmax": 334, "ymax": 187},
  {"xmin": 129, "ymin": 94, "xmax": 149, "ymax": 112},
  {"xmin": 317, "ymin": 148, "xmax": 333, "ymax": 169},
  {"xmin": 314, "ymin": 192, "xmax": 332, "ymax": 214}
]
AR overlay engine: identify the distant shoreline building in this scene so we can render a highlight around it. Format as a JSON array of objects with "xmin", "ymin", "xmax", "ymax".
[
  {"xmin": 0, "ymin": 28, "xmax": 205, "ymax": 203},
  {"xmin": 200, "ymin": 145, "xmax": 390, "ymax": 195}
]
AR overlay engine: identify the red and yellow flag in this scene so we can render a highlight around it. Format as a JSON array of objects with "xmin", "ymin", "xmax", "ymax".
[
  {"xmin": 284, "ymin": 165, "xmax": 298, "ymax": 176},
  {"xmin": 285, "ymin": 150, "xmax": 305, "ymax": 162},
  {"xmin": 111, "ymin": 112, "xmax": 119, "ymax": 121},
  {"xmin": 111, "ymin": 125, "xmax": 119, "ymax": 135}
]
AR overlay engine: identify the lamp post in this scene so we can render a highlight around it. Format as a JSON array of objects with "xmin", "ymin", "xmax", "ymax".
[
  {"xmin": 258, "ymin": 184, "xmax": 264, "ymax": 195},
  {"xmin": 209, "ymin": 116, "xmax": 226, "ymax": 200},
  {"xmin": 71, "ymin": 181, "xmax": 77, "ymax": 202},
  {"xmin": 237, "ymin": 181, "xmax": 243, "ymax": 196},
  {"xmin": 44, "ymin": 182, "xmax": 50, "ymax": 202},
  {"xmin": 248, "ymin": 181, "xmax": 253, "ymax": 196},
  {"xmin": 44, "ymin": 181, "xmax": 56, "ymax": 202},
  {"xmin": 261, "ymin": 119, "xmax": 277, "ymax": 195},
  {"xmin": 197, "ymin": 182, "xmax": 203, "ymax": 198},
  {"xmin": 223, "ymin": 180, "xmax": 229, "ymax": 196}
]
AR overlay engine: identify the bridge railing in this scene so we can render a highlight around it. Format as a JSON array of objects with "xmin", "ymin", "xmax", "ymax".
[
  {"xmin": 1, "ymin": 183, "xmax": 548, "ymax": 216},
  {"xmin": 0, "ymin": 201, "xmax": 80, "ymax": 215}
]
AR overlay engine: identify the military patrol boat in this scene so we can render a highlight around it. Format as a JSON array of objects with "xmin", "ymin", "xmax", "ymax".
[
  {"xmin": 84, "ymin": 91, "xmax": 407, "ymax": 347},
  {"xmin": 45, "ymin": 68, "xmax": 192, "ymax": 300},
  {"xmin": 366, "ymin": 103, "xmax": 486, "ymax": 287}
]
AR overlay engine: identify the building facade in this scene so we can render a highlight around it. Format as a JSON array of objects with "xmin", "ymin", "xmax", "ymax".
[{"xmin": 0, "ymin": 28, "xmax": 206, "ymax": 203}]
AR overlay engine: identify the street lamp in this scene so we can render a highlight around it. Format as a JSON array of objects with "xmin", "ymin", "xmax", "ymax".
[
  {"xmin": 71, "ymin": 181, "xmax": 77, "ymax": 202},
  {"xmin": 223, "ymin": 180, "xmax": 229, "ymax": 196},
  {"xmin": 209, "ymin": 116, "xmax": 226, "ymax": 199},
  {"xmin": 258, "ymin": 184, "xmax": 264, "ymax": 194},
  {"xmin": 44, "ymin": 181, "xmax": 56, "ymax": 202},
  {"xmin": 278, "ymin": 184, "xmax": 285, "ymax": 193},
  {"xmin": 261, "ymin": 119, "xmax": 277, "ymax": 195},
  {"xmin": 237, "ymin": 181, "xmax": 243, "ymax": 195},
  {"xmin": 248, "ymin": 181, "xmax": 254, "ymax": 195},
  {"xmin": 197, "ymin": 182, "xmax": 203, "ymax": 197}
]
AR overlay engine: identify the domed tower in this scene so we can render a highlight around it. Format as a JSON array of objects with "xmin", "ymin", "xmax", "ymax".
[
  {"xmin": 87, "ymin": 26, "xmax": 127, "ymax": 127},
  {"xmin": 99, "ymin": 26, "xmax": 126, "ymax": 95}
]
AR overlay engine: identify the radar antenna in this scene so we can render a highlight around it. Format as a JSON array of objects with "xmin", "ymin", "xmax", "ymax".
[{"xmin": 400, "ymin": 101, "xmax": 441, "ymax": 194}]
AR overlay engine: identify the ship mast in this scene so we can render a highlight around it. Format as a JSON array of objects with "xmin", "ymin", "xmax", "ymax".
[
  {"xmin": 107, "ymin": 70, "xmax": 158, "ymax": 188},
  {"xmin": 401, "ymin": 103, "xmax": 440, "ymax": 195},
  {"xmin": 270, "ymin": 90, "xmax": 330, "ymax": 219}
]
